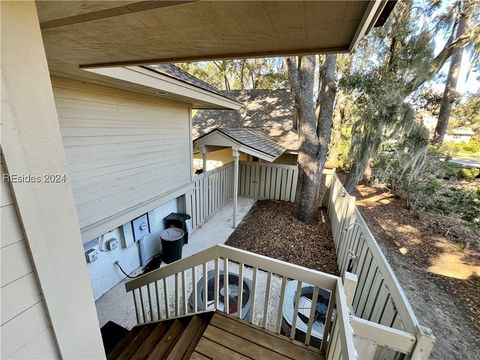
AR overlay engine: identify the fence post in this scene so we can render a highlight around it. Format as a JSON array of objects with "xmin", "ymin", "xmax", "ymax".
[
  {"xmin": 343, "ymin": 272, "xmax": 358, "ymax": 312},
  {"xmin": 321, "ymin": 169, "xmax": 334, "ymax": 208},
  {"xmin": 232, "ymin": 148, "xmax": 240, "ymax": 228},
  {"xmin": 410, "ymin": 325, "xmax": 436, "ymax": 360}
]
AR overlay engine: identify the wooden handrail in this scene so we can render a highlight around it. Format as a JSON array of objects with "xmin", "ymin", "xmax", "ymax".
[
  {"xmin": 125, "ymin": 244, "xmax": 357, "ymax": 359},
  {"xmin": 126, "ymin": 244, "xmax": 338, "ymax": 292}
]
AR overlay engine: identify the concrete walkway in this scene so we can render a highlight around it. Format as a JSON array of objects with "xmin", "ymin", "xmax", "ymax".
[
  {"xmin": 449, "ymin": 156, "xmax": 480, "ymax": 168},
  {"xmin": 95, "ymin": 197, "xmax": 255, "ymax": 329}
]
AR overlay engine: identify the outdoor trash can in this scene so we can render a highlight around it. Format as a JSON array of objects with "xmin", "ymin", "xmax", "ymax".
[
  {"xmin": 160, "ymin": 227, "xmax": 185, "ymax": 264},
  {"xmin": 164, "ymin": 213, "xmax": 191, "ymax": 245}
]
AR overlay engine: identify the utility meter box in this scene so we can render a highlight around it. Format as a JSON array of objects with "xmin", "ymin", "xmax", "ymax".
[
  {"xmin": 106, "ymin": 238, "xmax": 119, "ymax": 251},
  {"xmin": 85, "ymin": 248, "xmax": 98, "ymax": 263}
]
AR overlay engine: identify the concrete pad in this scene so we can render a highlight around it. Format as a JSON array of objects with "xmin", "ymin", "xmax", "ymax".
[{"xmin": 95, "ymin": 197, "xmax": 255, "ymax": 329}]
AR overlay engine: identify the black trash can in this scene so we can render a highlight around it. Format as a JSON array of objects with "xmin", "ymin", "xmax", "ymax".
[
  {"xmin": 164, "ymin": 213, "xmax": 191, "ymax": 244},
  {"xmin": 160, "ymin": 227, "xmax": 185, "ymax": 264}
]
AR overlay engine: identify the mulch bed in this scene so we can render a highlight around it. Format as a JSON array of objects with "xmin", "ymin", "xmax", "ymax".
[{"xmin": 226, "ymin": 200, "xmax": 339, "ymax": 276}]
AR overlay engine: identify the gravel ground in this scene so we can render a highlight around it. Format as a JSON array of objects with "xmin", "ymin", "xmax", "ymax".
[{"xmin": 226, "ymin": 200, "xmax": 339, "ymax": 276}]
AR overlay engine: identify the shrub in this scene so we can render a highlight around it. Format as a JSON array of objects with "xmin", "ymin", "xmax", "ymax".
[{"xmin": 458, "ymin": 168, "xmax": 480, "ymax": 181}]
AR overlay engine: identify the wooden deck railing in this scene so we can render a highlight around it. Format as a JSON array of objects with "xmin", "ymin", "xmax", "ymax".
[
  {"xmin": 324, "ymin": 170, "xmax": 435, "ymax": 359},
  {"xmin": 125, "ymin": 244, "xmax": 357, "ymax": 359},
  {"xmin": 188, "ymin": 162, "xmax": 234, "ymax": 230}
]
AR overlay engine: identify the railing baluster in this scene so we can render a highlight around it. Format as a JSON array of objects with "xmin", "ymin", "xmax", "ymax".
[
  {"xmin": 249, "ymin": 266, "xmax": 257, "ymax": 323},
  {"xmin": 263, "ymin": 271, "xmax": 272, "ymax": 329},
  {"xmin": 163, "ymin": 277, "xmax": 169, "ymax": 319},
  {"xmin": 133, "ymin": 289, "xmax": 140, "ymax": 324},
  {"xmin": 276, "ymin": 276, "xmax": 287, "ymax": 334},
  {"xmin": 238, "ymin": 262, "xmax": 244, "ymax": 319},
  {"xmin": 182, "ymin": 270, "xmax": 187, "ymax": 315},
  {"xmin": 139, "ymin": 286, "xmax": 146, "ymax": 323},
  {"xmin": 175, "ymin": 273, "xmax": 179, "ymax": 317},
  {"xmin": 203, "ymin": 262, "xmax": 208, "ymax": 311},
  {"xmin": 305, "ymin": 286, "xmax": 320, "ymax": 346},
  {"xmin": 155, "ymin": 281, "xmax": 160, "ymax": 320},
  {"xmin": 192, "ymin": 266, "xmax": 197, "ymax": 312},
  {"xmin": 224, "ymin": 257, "xmax": 229, "ymax": 314},
  {"xmin": 147, "ymin": 283, "xmax": 153, "ymax": 322},
  {"xmin": 321, "ymin": 290, "xmax": 336, "ymax": 352},
  {"xmin": 214, "ymin": 259, "xmax": 220, "ymax": 309},
  {"xmin": 290, "ymin": 281, "xmax": 302, "ymax": 340}
]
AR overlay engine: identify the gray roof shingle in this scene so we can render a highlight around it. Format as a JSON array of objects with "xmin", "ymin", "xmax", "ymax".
[
  {"xmin": 143, "ymin": 64, "xmax": 236, "ymax": 101},
  {"xmin": 217, "ymin": 128, "xmax": 285, "ymax": 159},
  {"xmin": 192, "ymin": 89, "xmax": 299, "ymax": 151}
]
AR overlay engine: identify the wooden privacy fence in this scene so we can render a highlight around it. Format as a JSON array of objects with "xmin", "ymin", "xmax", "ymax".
[
  {"xmin": 239, "ymin": 161, "xmax": 298, "ymax": 201},
  {"xmin": 325, "ymin": 171, "xmax": 435, "ymax": 359},
  {"xmin": 188, "ymin": 162, "xmax": 234, "ymax": 230}
]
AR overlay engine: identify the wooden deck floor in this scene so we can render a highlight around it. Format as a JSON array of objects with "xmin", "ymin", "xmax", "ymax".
[
  {"xmin": 106, "ymin": 311, "xmax": 324, "ymax": 359},
  {"xmin": 191, "ymin": 312, "xmax": 323, "ymax": 360}
]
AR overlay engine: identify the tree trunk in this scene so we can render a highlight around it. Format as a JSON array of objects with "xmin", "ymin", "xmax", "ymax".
[
  {"xmin": 287, "ymin": 55, "xmax": 337, "ymax": 224},
  {"xmin": 316, "ymin": 54, "xmax": 337, "ymax": 194},
  {"xmin": 434, "ymin": 7, "xmax": 468, "ymax": 144}
]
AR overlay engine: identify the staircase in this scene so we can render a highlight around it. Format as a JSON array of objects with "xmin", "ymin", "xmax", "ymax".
[{"xmin": 105, "ymin": 311, "xmax": 323, "ymax": 360}]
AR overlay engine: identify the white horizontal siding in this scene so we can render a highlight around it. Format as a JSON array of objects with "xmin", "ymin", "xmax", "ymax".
[
  {"xmin": 53, "ymin": 78, "xmax": 192, "ymax": 242},
  {"xmin": 1, "ymin": 166, "xmax": 59, "ymax": 359}
]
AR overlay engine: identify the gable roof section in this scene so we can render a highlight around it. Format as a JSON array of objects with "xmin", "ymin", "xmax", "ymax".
[
  {"xmin": 194, "ymin": 128, "xmax": 286, "ymax": 162},
  {"xmin": 145, "ymin": 64, "xmax": 236, "ymax": 101},
  {"xmin": 84, "ymin": 64, "xmax": 242, "ymax": 110},
  {"xmin": 193, "ymin": 89, "xmax": 299, "ymax": 152}
]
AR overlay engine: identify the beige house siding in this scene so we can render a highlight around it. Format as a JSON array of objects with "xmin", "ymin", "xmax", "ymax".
[
  {"xmin": 1, "ymin": 166, "xmax": 59, "ymax": 359},
  {"xmin": 193, "ymin": 148, "xmax": 248, "ymax": 171},
  {"xmin": 53, "ymin": 78, "xmax": 193, "ymax": 242}
]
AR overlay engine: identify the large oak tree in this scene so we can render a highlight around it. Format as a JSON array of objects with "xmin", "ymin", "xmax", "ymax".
[{"xmin": 287, "ymin": 55, "xmax": 337, "ymax": 224}]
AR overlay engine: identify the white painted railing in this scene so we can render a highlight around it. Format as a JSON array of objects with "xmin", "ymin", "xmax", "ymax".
[
  {"xmin": 188, "ymin": 162, "xmax": 234, "ymax": 230},
  {"xmin": 239, "ymin": 161, "xmax": 298, "ymax": 201},
  {"xmin": 325, "ymin": 171, "xmax": 435, "ymax": 359},
  {"xmin": 125, "ymin": 244, "xmax": 357, "ymax": 359}
]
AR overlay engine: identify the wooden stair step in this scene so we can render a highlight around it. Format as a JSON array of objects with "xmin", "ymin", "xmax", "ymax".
[
  {"xmin": 146, "ymin": 319, "xmax": 187, "ymax": 359},
  {"xmin": 202, "ymin": 323, "xmax": 290, "ymax": 359},
  {"xmin": 117, "ymin": 324, "xmax": 155, "ymax": 360},
  {"xmin": 165, "ymin": 314, "xmax": 211, "ymax": 360},
  {"xmin": 209, "ymin": 312, "xmax": 321, "ymax": 360},
  {"xmin": 131, "ymin": 322, "xmax": 169, "ymax": 360},
  {"xmin": 195, "ymin": 337, "xmax": 250, "ymax": 360},
  {"xmin": 107, "ymin": 326, "xmax": 142, "ymax": 360},
  {"xmin": 190, "ymin": 352, "xmax": 211, "ymax": 360}
]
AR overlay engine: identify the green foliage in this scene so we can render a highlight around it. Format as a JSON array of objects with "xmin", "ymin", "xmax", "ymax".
[
  {"xmin": 176, "ymin": 58, "xmax": 287, "ymax": 90},
  {"xmin": 374, "ymin": 147, "xmax": 480, "ymax": 227},
  {"xmin": 449, "ymin": 93, "xmax": 480, "ymax": 135},
  {"xmin": 458, "ymin": 167, "xmax": 480, "ymax": 181},
  {"xmin": 440, "ymin": 140, "xmax": 480, "ymax": 156}
]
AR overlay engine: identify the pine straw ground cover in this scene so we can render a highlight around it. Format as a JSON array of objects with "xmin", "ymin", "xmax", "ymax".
[{"xmin": 226, "ymin": 200, "xmax": 339, "ymax": 276}]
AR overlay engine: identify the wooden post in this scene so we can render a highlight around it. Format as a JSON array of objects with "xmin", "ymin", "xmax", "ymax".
[
  {"xmin": 202, "ymin": 145, "xmax": 207, "ymax": 173},
  {"xmin": 343, "ymin": 272, "xmax": 358, "ymax": 312},
  {"xmin": 410, "ymin": 325, "xmax": 436, "ymax": 360},
  {"xmin": 232, "ymin": 148, "xmax": 240, "ymax": 228},
  {"xmin": 254, "ymin": 159, "xmax": 260, "ymax": 200}
]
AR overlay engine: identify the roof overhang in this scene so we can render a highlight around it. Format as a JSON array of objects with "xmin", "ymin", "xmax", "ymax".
[
  {"xmin": 37, "ymin": 1, "xmax": 392, "ymax": 86},
  {"xmin": 85, "ymin": 66, "xmax": 242, "ymax": 109},
  {"xmin": 194, "ymin": 129, "xmax": 285, "ymax": 163}
]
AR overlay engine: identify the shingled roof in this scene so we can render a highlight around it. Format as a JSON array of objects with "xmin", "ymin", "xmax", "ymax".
[
  {"xmin": 194, "ymin": 127, "xmax": 285, "ymax": 162},
  {"xmin": 192, "ymin": 89, "xmax": 299, "ymax": 152},
  {"xmin": 144, "ymin": 64, "xmax": 236, "ymax": 101}
]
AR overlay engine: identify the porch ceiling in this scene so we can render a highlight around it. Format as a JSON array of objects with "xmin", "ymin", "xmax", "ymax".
[{"xmin": 37, "ymin": 1, "xmax": 390, "ymax": 86}]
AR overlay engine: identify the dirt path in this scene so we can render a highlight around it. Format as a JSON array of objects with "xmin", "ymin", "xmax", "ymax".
[{"xmin": 354, "ymin": 184, "xmax": 480, "ymax": 360}]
